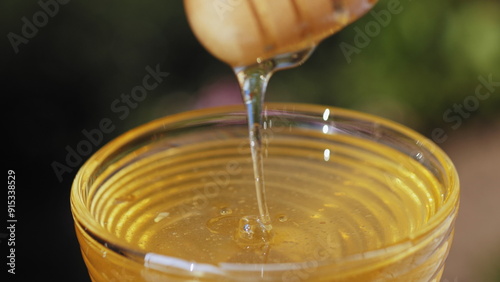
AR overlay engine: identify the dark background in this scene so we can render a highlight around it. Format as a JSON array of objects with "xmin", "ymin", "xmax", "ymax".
[{"xmin": 2, "ymin": 0, "xmax": 499, "ymax": 281}]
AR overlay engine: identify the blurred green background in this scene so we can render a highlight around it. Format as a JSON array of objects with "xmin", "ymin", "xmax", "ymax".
[{"xmin": 2, "ymin": 0, "xmax": 499, "ymax": 281}]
